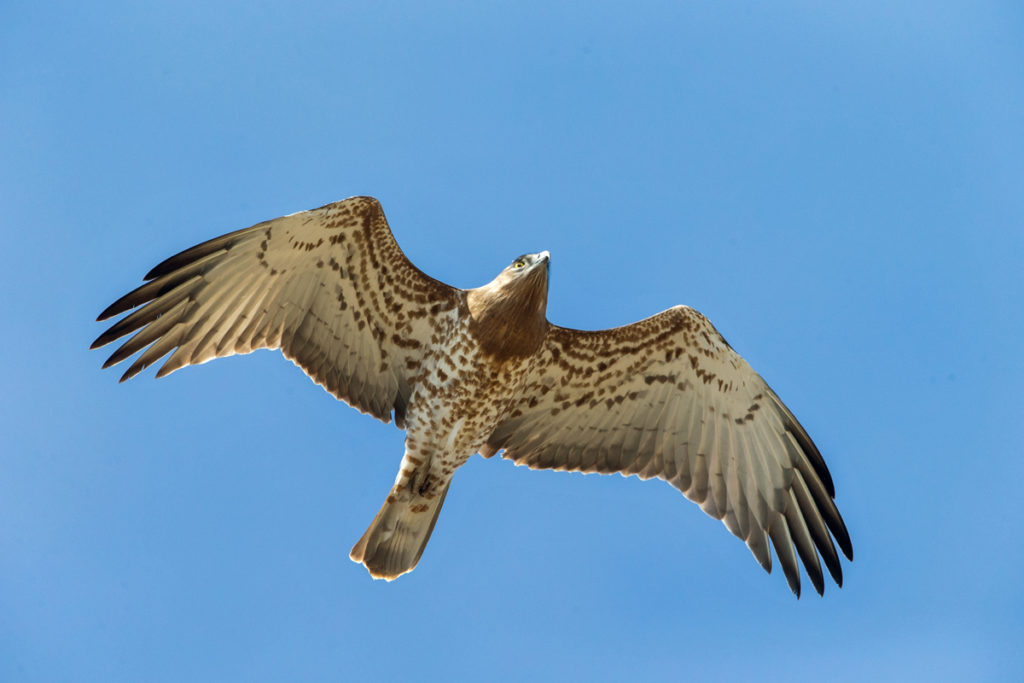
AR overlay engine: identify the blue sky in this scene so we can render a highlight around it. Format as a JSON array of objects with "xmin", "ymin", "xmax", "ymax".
[{"xmin": 3, "ymin": 1, "xmax": 1023, "ymax": 680}]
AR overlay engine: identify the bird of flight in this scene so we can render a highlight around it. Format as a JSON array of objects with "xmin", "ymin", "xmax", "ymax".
[{"xmin": 92, "ymin": 196, "xmax": 852, "ymax": 597}]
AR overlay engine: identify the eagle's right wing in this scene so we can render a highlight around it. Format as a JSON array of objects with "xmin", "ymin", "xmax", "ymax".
[{"xmin": 92, "ymin": 196, "xmax": 463, "ymax": 426}]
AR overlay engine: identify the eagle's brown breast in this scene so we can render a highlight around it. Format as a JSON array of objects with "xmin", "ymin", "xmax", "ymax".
[{"xmin": 466, "ymin": 267, "xmax": 549, "ymax": 361}]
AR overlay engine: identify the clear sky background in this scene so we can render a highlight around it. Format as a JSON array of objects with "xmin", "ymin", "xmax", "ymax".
[{"xmin": 3, "ymin": 2, "xmax": 1023, "ymax": 681}]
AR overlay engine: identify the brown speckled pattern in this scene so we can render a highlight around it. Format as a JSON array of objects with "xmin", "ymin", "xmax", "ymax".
[{"xmin": 93, "ymin": 195, "xmax": 851, "ymax": 597}]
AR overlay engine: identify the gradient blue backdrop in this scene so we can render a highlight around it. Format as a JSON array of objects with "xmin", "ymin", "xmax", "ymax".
[{"xmin": 3, "ymin": 2, "xmax": 1022, "ymax": 681}]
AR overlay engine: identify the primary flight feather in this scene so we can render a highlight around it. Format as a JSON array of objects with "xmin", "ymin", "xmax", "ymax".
[{"xmin": 92, "ymin": 196, "xmax": 852, "ymax": 596}]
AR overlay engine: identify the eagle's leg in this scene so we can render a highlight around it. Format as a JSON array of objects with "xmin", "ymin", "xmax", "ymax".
[{"xmin": 349, "ymin": 451, "xmax": 452, "ymax": 581}]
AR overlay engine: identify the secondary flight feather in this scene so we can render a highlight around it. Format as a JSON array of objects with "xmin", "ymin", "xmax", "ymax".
[{"xmin": 92, "ymin": 196, "xmax": 852, "ymax": 596}]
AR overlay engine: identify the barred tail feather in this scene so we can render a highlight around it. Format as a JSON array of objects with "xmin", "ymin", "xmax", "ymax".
[{"xmin": 350, "ymin": 482, "xmax": 451, "ymax": 580}]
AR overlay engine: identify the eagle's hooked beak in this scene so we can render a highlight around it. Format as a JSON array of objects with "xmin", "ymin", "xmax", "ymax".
[{"xmin": 536, "ymin": 251, "xmax": 551, "ymax": 286}]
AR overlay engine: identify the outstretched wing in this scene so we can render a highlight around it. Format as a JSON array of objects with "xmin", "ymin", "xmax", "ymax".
[
  {"xmin": 482, "ymin": 305, "xmax": 852, "ymax": 596},
  {"xmin": 92, "ymin": 196, "xmax": 462, "ymax": 425}
]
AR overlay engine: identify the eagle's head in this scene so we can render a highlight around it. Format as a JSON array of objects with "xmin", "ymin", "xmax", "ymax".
[
  {"xmin": 467, "ymin": 250, "xmax": 551, "ymax": 358},
  {"xmin": 495, "ymin": 250, "xmax": 550, "ymax": 309},
  {"xmin": 499, "ymin": 249, "xmax": 548, "ymax": 278},
  {"xmin": 477, "ymin": 250, "xmax": 550, "ymax": 304}
]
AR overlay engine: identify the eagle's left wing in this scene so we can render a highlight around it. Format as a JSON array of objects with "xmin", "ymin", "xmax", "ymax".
[{"xmin": 482, "ymin": 305, "xmax": 852, "ymax": 596}]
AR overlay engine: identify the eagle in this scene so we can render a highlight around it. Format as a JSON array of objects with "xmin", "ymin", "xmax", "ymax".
[{"xmin": 92, "ymin": 196, "xmax": 852, "ymax": 596}]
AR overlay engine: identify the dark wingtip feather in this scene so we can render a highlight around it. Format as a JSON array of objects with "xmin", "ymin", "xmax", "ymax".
[
  {"xmin": 769, "ymin": 519, "xmax": 802, "ymax": 598},
  {"xmin": 808, "ymin": 561, "xmax": 825, "ymax": 595},
  {"xmin": 817, "ymin": 539, "xmax": 844, "ymax": 586},
  {"xmin": 834, "ymin": 520, "xmax": 854, "ymax": 561},
  {"xmin": 92, "ymin": 323, "xmax": 133, "ymax": 350},
  {"xmin": 97, "ymin": 295, "xmax": 133, "ymax": 322},
  {"xmin": 119, "ymin": 351, "xmax": 160, "ymax": 382},
  {"xmin": 787, "ymin": 421, "xmax": 835, "ymax": 498},
  {"xmin": 784, "ymin": 517, "xmax": 825, "ymax": 596},
  {"xmin": 143, "ymin": 227, "xmax": 251, "ymax": 280},
  {"xmin": 102, "ymin": 342, "xmax": 142, "ymax": 369}
]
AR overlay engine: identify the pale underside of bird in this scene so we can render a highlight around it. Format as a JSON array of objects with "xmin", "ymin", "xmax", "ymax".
[{"xmin": 92, "ymin": 196, "xmax": 852, "ymax": 597}]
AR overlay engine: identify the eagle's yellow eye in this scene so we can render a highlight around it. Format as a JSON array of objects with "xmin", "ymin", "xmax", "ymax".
[{"xmin": 512, "ymin": 260, "xmax": 525, "ymax": 269}]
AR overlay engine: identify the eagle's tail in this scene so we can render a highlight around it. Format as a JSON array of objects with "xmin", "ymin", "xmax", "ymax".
[{"xmin": 349, "ymin": 480, "xmax": 451, "ymax": 580}]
